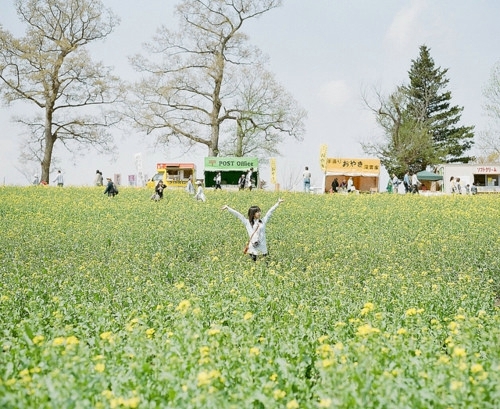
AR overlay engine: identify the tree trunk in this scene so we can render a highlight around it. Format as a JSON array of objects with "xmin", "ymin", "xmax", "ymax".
[
  {"xmin": 235, "ymin": 119, "xmax": 243, "ymax": 156},
  {"xmin": 41, "ymin": 108, "xmax": 56, "ymax": 184}
]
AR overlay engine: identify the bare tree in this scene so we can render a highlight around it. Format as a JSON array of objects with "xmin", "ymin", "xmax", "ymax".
[
  {"xmin": 129, "ymin": 0, "xmax": 304, "ymax": 158},
  {"xmin": 220, "ymin": 63, "xmax": 306, "ymax": 158},
  {"xmin": 0, "ymin": 0, "xmax": 125, "ymax": 183},
  {"xmin": 478, "ymin": 61, "xmax": 500, "ymax": 160}
]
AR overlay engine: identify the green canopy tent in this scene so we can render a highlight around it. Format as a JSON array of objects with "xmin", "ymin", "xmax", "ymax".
[{"xmin": 416, "ymin": 170, "xmax": 443, "ymax": 181}]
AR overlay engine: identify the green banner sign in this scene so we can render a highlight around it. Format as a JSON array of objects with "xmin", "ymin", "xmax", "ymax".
[{"xmin": 204, "ymin": 157, "xmax": 258, "ymax": 171}]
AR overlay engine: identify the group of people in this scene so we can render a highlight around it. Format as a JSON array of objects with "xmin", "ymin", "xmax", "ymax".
[
  {"xmin": 238, "ymin": 167, "xmax": 255, "ymax": 191},
  {"xmin": 450, "ymin": 176, "xmax": 477, "ymax": 195},
  {"xmin": 330, "ymin": 177, "xmax": 356, "ymax": 193},
  {"xmin": 185, "ymin": 176, "xmax": 205, "ymax": 201},
  {"xmin": 209, "ymin": 168, "xmax": 256, "ymax": 192},
  {"xmin": 148, "ymin": 176, "xmax": 205, "ymax": 202},
  {"xmin": 386, "ymin": 172, "xmax": 421, "ymax": 194},
  {"xmin": 32, "ymin": 170, "xmax": 64, "ymax": 186}
]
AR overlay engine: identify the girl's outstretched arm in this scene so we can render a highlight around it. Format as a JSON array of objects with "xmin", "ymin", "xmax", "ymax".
[
  {"xmin": 222, "ymin": 205, "xmax": 247, "ymax": 224},
  {"xmin": 262, "ymin": 198, "xmax": 284, "ymax": 223}
]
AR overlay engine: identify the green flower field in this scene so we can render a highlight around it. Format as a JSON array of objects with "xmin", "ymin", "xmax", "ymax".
[{"xmin": 1, "ymin": 186, "xmax": 499, "ymax": 408}]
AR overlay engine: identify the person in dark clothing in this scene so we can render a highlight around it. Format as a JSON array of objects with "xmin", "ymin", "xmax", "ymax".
[
  {"xmin": 238, "ymin": 174, "xmax": 246, "ymax": 190},
  {"xmin": 331, "ymin": 178, "xmax": 339, "ymax": 193},
  {"xmin": 103, "ymin": 177, "xmax": 117, "ymax": 197},
  {"xmin": 155, "ymin": 180, "xmax": 166, "ymax": 199}
]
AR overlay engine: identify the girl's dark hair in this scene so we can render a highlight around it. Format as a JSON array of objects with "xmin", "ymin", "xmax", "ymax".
[{"xmin": 248, "ymin": 206, "xmax": 261, "ymax": 226}]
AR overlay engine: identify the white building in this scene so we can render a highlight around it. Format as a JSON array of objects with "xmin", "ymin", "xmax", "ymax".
[{"xmin": 436, "ymin": 163, "xmax": 500, "ymax": 193}]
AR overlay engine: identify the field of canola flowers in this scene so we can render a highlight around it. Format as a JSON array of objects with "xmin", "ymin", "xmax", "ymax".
[{"xmin": 1, "ymin": 186, "xmax": 500, "ymax": 408}]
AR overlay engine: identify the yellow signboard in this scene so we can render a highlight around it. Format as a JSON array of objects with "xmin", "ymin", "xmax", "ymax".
[
  {"xmin": 319, "ymin": 144, "xmax": 328, "ymax": 171},
  {"xmin": 325, "ymin": 158, "xmax": 380, "ymax": 175},
  {"xmin": 270, "ymin": 158, "xmax": 277, "ymax": 184}
]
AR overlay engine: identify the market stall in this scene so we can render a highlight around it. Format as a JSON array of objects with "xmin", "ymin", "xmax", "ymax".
[
  {"xmin": 323, "ymin": 158, "xmax": 380, "ymax": 193},
  {"xmin": 204, "ymin": 157, "xmax": 259, "ymax": 188}
]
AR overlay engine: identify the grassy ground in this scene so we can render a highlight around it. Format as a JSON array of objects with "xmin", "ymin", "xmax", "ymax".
[{"xmin": 1, "ymin": 186, "xmax": 499, "ymax": 408}]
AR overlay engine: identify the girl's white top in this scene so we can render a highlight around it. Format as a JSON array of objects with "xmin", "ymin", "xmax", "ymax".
[
  {"xmin": 195, "ymin": 186, "xmax": 206, "ymax": 201},
  {"xmin": 226, "ymin": 202, "xmax": 280, "ymax": 255}
]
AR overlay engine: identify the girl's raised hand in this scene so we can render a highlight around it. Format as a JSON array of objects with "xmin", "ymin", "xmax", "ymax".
[
  {"xmin": 278, "ymin": 198, "xmax": 284, "ymax": 204},
  {"xmin": 221, "ymin": 205, "xmax": 228, "ymax": 210}
]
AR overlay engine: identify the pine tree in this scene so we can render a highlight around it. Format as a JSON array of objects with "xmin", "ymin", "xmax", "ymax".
[{"xmin": 404, "ymin": 45, "xmax": 474, "ymax": 163}]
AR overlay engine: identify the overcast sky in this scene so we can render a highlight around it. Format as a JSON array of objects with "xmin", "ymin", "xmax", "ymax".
[{"xmin": 1, "ymin": 0, "xmax": 499, "ymax": 187}]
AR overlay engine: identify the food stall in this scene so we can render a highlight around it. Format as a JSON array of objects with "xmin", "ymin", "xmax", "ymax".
[{"xmin": 322, "ymin": 158, "xmax": 380, "ymax": 193}]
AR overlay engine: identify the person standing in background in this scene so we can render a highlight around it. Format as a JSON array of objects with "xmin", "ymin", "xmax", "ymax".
[
  {"xmin": 245, "ymin": 168, "xmax": 254, "ymax": 191},
  {"xmin": 194, "ymin": 181, "xmax": 206, "ymax": 202},
  {"xmin": 53, "ymin": 170, "xmax": 64, "ymax": 187},
  {"xmin": 185, "ymin": 176, "xmax": 195, "ymax": 194},
  {"xmin": 95, "ymin": 170, "xmax": 103, "ymax": 186},
  {"xmin": 214, "ymin": 171, "xmax": 222, "ymax": 190},
  {"xmin": 238, "ymin": 174, "xmax": 246, "ymax": 190},
  {"xmin": 392, "ymin": 174, "xmax": 400, "ymax": 194},
  {"xmin": 303, "ymin": 166, "xmax": 311, "ymax": 193}
]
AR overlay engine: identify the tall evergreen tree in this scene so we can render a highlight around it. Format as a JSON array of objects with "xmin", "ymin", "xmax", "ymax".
[{"xmin": 404, "ymin": 45, "xmax": 474, "ymax": 163}]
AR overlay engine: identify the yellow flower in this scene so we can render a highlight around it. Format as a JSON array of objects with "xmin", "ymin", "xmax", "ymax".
[
  {"xmin": 125, "ymin": 396, "xmax": 140, "ymax": 408},
  {"xmin": 322, "ymin": 359, "xmax": 335, "ymax": 368},
  {"xmin": 470, "ymin": 363, "xmax": 484, "ymax": 373},
  {"xmin": 249, "ymin": 347, "xmax": 260, "ymax": 356},
  {"xmin": 243, "ymin": 312, "xmax": 253, "ymax": 320},
  {"xmin": 318, "ymin": 335, "xmax": 329, "ymax": 344},
  {"xmin": 5, "ymin": 378, "xmax": 16, "ymax": 386},
  {"xmin": 269, "ymin": 373, "xmax": 278, "ymax": 381},
  {"xmin": 176, "ymin": 299, "xmax": 191, "ymax": 313},
  {"xmin": 438, "ymin": 355, "xmax": 450, "ymax": 364},
  {"xmin": 101, "ymin": 389, "xmax": 113, "ymax": 399},
  {"xmin": 196, "ymin": 370, "xmax": 221, "ymax": 387},
  {"xmin": 19, "ymin": 369, "xmax": 30, "ymax": 377},
  {"xmin": 145, "ymin": 328, "xmax": 155, "ymax": 338},
  {"xmin": 397, "ymin": 328, "xmax": 407, "ymax": 335},
  {"xmin": 52, "ymin": 337, "xmax": 65, "ymax": 346},
  {"xmin": 32, "ymin": 335, "xmax": 45, "ymax": 345},
  {"xmin": 207, "ymin": 328, "xmax": 221, "ymax": 336},
  {"xmin": 65, "ymin": 336, "xmax": 79, "ymax": 346},
  {"xmin": 174, "ymin": 282, "xmax": 185, "ymax": 290},
  {"xmin": 273, "ymin": 389, "xmax": 286, "ymax": 400},
  {"xmin": 286, "ymin": 399, "xmax": 299, "ymax": 409},
  {"xmin": 452, "ymin": 347, "xmax": 466, "ymax": 358},
  {"xmin": 318, "ymin": 398, "xmax": 332, "ymax": 408},
  {"xmin": 356, "ymin": 324, "xmax": 380, "ymax": 336},
  {"xmin": 316, "ymin": 343, "xmax": 333, "ymax": 358},
  {"xmin": 415, "ymin": 349, "xmax": 422, "ymax": 356},
  {"xmin": 100, "ymin": 331, "xmax": 113, "ymax": 342},
  {"xmin": 405, "ymin": 308, "xmax": 418, "ymax": 316},
  {"xmin": 450, "ymin": 380, "xmax": 463, "ymax": 391},
  {"xmin": 95, "ymin": 363, "xmax": 105, "ymax": 373}
]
